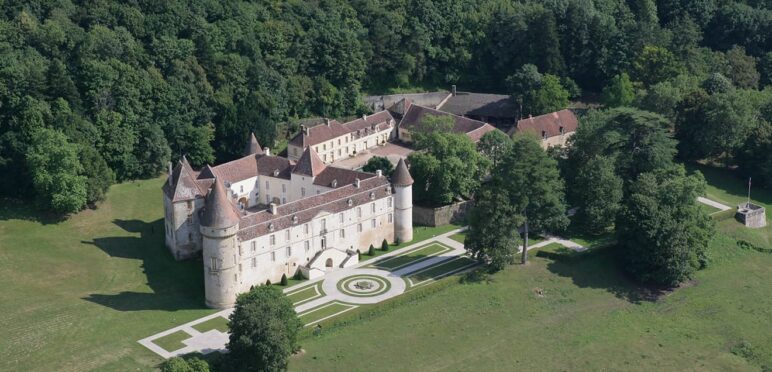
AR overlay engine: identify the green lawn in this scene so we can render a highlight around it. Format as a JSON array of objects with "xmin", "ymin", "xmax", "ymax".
[
  {"xmin": 191, "ymin": 317, "xmax": 229, "ymax": 333},
  {"xmin": 698, "ymin": 202, "xmax": 722, "ymax": 215},
  {"xmin": 449, "ymin": 232, "xmax": 466, "ymax": 244},
  {"xmin": 0, "ymin": 177, "xmax": 215, "ymax": 371},
  {"xmin": 407, "ymin": 257, "xmax": 477, "ymax": 285},
  {"xmin": 152, "ymin": 331, "xmax": 191, "ymax": 353},
  {"xmin": 289, "ymin": 166, "xmax": 772, "ymax": 371},
  {"xmin": 298, "ymin": 302, "xmax": 358, "ymax": 325},
  {"xmin": 370, "ymin": 243, "xmax": 451, "ymax": 270},
  {"xmin": 286, "ymin": 284, "xmax": 323, "ymax": 305},
  {"xmin": 390, "ymin": 224, "xmax": 461, "ymax": 250}
]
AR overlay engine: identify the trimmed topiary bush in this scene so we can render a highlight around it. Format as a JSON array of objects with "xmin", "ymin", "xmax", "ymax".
[
  {"xmin": 280, "ymin": 273, "xmax": 288, "ymax": 286},
  {"xmin": 265, "ymin": 279, "xmax": 271, "ymax": 286},
  {"xmin": 368, "ymin": 244, "xmax": 375, "ymax": 256},
  {"xmin": 381, "ymin": 239, "xmax": 389, "ymax": 252}
]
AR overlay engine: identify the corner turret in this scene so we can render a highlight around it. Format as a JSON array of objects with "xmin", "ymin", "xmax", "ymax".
[
  {"xmin": 244, "ymin": 132, "xmax": 263, "ymax": 156},
  {"xmin": 200, "ymin": 178, "xmax": 241, "ymax": 309},
  {"xmin": 392, "ymin": 158, "xmax": 414, "ymax": 243}
]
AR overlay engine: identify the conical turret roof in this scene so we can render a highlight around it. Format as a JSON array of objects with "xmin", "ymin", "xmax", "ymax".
[
  {"xmin": 200, "ymin": 178, "xmax": 240, "ymax": 228},
  {"xmin": 293, "ymin": 146, "xmax": 326, "ymax": 177},
  {"xmin": 391, "ymin": 158, "xmax": 414, "ymax": 186},
  {"xmin": 244, "ymin": 132, "xmax": 263, "ymax": 155}
]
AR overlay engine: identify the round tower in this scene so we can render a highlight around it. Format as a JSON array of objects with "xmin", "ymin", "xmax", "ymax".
[
  {"xmin": 391, "ymin": 158, "xmax": 414, "ymax": 243},
  {"xmin": 200, "ymin": 177, "xmax": 241, "ymax": 309}
]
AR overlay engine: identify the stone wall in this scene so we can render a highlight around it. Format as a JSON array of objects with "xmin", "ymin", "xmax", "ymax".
[{"xmin": 413, "ymin": 200, "xmax": 474, "ymax": 227}]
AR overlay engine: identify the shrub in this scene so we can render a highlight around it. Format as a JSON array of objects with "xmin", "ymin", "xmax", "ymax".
[
  {"xmin": 368, "ymin": 244, "xmax": 375, "ymax": 256},
  {"xmin": 280, "ymin": 273, "xmax": 288, "ymax": 286},
  {"xmin": 381, "ymin": 239, "xmax": 389, "ymax": 252},
  {"xmin": 265, "ymin": 279, "xmax": 271, "ymax": 286},
  {"xmin": 160, "ymin": 356, "xmax": 209, "ymax": 372}
]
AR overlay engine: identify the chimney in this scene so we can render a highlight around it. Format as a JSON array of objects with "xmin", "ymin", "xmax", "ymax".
[
  {"xmin": 264, "ymin": 147, "xmax": 271, "ymax": 156},
  {"xmin": 363, "ymin": 114, "xmax": 368, "ymax": 121},
  {"xmin": 269, "ymin": 203, "xmax": 277, "ymax": 215},
  {"xmin": 451, "ymin": 85, "xmax": 457, "ymax": 96},
  {"xmin": 300, "ymin": 124, "xmax": 307, "ymax": 135},
  {"xmin": 167, "ymin": 162, "xmax": 173, "ymax": 186},
  {"xmin": 325, "ymin": 118, "xmax": 331, "ymax": 127},
  {"xmin": 354, "ymin": 178, "xmax": 361, "ymax": 188},
  {"xmin": 376, "ymin": 169, "xmax": 382, "ymax": 177}
]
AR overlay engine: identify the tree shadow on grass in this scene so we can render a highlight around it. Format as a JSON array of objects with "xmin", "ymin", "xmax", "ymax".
[
  {"xmin": 540, "ymin": 246, "xmax": 667, "ymax": 304},
  {"xmin": 81, "ymin": 218, "xmax": 206, "ymax": 311},
  {"xmin": 0, "ymin": 198, "xmax": 67, "ymax": 224}
]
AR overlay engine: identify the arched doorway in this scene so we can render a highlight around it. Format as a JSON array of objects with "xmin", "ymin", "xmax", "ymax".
[
  {"xmin": 325, "ymin": 258, "xmax": 333, "ymax": 268},
  {"xmin": 238, "ymin": 197, "xmax": 248, "ymax": 209}
]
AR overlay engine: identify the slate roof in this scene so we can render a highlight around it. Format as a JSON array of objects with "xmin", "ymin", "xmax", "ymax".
[
  {"xmin": 398, "ymin": 104, "xmax": 500, "ymax": 142},
  {"xmin": 200, "ymin": 178, "xmax": 241, "ymax": 228},
  {"xmin": 288, "ymin": 110, "xmax": 394, "ymax": 148},
  {"xmin": 163, "ymin": 158, "xmax": 204, "ymax": 202},
  {"xmin": 437, "ymin": 92, "xmax": 517, "ymax": 118},
  {"xmin": 293, "ymin": 147, "xmax": 326, "ymax": 177},
  {"xmin": 509, "ymin": 109, "xmax": 578, "ymax": 138},
  {"xmin": 244, "ymin": 133, "xmax": 263, "ymax": 155},
  {"xmin": 313, "ymin": 167, "xmax": 374, "ymax": 188},
  {"xmin": 391, "ymin": 158, "xmax": 414, "ymax": 186}
]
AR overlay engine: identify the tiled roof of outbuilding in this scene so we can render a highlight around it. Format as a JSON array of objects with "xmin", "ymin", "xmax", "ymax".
[
  {"xmin": 509, "ymin": 109, "xmax": 578, "ymax": 138},
  {"xmin": 398, "ymin": 104, "xmax": 501, "ymax": 142},
  {"xmin": 437, "ymin": 92, "xmax": 516, "ymax": 118}
]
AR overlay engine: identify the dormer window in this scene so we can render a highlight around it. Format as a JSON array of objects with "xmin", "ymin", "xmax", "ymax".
[
  {"xmin": 268, "ymin": 223, "xmax": 275, "ymax": 232},
  {"xmin": 559, "ymin": 126, "xmax": 564, "ymax": 135},
  {"xmin": 369, "ymin": 192, "xmax": 375, "ymax": 200},
  {"xmin": 541, "ymin": 130, "xmax": 547, "ymax": 140},
  {"xmin": 332, "ymin": 179, "xmax": 338, "ymax": 188},
  {"xmin": 347, "ymin": 198, "xmax": 353, "ymax": 207},
  {"xmin": 273, "ymin": 169, "xmax": 279, "ymax": 177},
  {"xmin": 292, "ymin": 215, "xmax": 298, "ymax": 224}
]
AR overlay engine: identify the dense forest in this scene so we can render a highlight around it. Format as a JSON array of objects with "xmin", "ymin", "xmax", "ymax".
[{"xmin": 1, "ymin": 0, "xmax": 771, "ymax": 213}]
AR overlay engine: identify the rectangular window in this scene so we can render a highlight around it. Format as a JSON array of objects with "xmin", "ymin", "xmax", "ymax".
[
  {"xmin": 305, "ymin": 240, "xmax": 310, "ymax": 252},
  {"xmin": 286, "ymin": 247, "xmax": 291, "ymax": 257},
  {"xmin": 251, "ymin": 241, "xmax": 256, "ymax": 252},
  {"xmin": 304, "ymin": 224, "xmax": 309, "ymax": 234},
  {"xmin": 239, "ymin": 263, "xmax": 242, "ymax": 272},
  {"xmin": 388, "ymin": 213, "xmax": 393, "ymax": 223},
  {"xmin": 340, "ymin": 229, "xmax": 345, "ymax": 238},
  {"xmin": 282, "ymin": 184, "xmax": 286, "ymax": 193},
  {"xmin": 270, "ymin": 235, "xmax": 275, "ymax": 245},
  {"xmin": 251, "ymin": 257, "xmax": 256, "ymax": 267},
  {"xmin": 265, "ymin": 180, "xmax": 269, "ymax": 190},
  {"xmin": 285, "ymin": 230, "xmax": 290, "ymax": 241},
  {"xmin": 210, "ymin": 257, "xmax": 218, "ymax": 270},
  {"xmin": 339, "ymin": 213, "xmax": 344, "ymax": 223},
  {"xmin": 387, "ymin": 197, "xmax": 392, "ymax": 208},
  {"xmin": 357, "ymin": 207, "xmax": 362, "ymax": 218},
  {"xmin": 301, "ymin": 187, "xmax": 306, "ymax": 197},
  {"xmin": 371, "ymin": 219, "xmax": 376, "ymax": 228},
  {"xmin": 187, "ymin": 200, "xmax": 193, "ymax": 210},
  {"xmin": 239, "ymin": 245, "xmax": 243, "ymax": 255},
  {"xmin": 187, "ymin": 214, "xmax": 193, "ymax": 225},
  {"xmin": 240, "ymin": 185, "xmax": 244, "ymax": 193},
  {"xmin": 271, "ymin": 251, "xmax": 276, "ymax": 262},
  {"xmin": 321, "ymin": 219, "xmax": 326, "ymax": 230},
  {"xmin": 371, "ymin": 203, "xmax": 376, "ymax": 213}
]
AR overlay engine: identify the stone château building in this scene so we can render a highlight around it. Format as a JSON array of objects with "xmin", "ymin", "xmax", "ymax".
[{"xmin": 163, "ymin": 134, "xmax": 413, "ymax": 308}]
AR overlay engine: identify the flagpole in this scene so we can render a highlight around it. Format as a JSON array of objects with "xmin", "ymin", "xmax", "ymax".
[{"xmin": 747, "ymin": 177, "xmax": 752, "ymax": 208}]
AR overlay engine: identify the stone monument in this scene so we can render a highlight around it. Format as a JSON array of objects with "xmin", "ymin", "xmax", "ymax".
[{"xmin": 736, "ymin": 202, "xmax": 767, "ymax": 228}]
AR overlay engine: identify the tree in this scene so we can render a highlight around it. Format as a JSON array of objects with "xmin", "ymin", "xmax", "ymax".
[
  {"xmin": 476, "ymin": 130, "xmax": 512, "ymax": 169},
  {"xmin": 601, "ymin": 73, "xmax": 635, "ymax": 107},
  {"xmin": 724, "ymin": 46, "xmax": 760, "ymax": 89},
  {"xmin": 760, "ymin": 52, "xmax": 772, "ymax": 88},
  {"xmin": 362, "ymin": 156, "xmax": 394, "ymax": 176},
  {"xmin": 616, "ymin": 165, "xmax": 714, "ymax": 287},
  {"xmin": 737, "ymin": 121, "xmax": 772, "ymax": 188},
  {"xmin": 280, "ymin": 273, "xmax": 288, "ymax": 286},
  {"xmin": 701, "ymin": 73, "xmax": 733, "ymax": 94},
  {"xmin": 700, "ymin": 90, "xmax": 763, "ymax": 166},
  {"xmin": 26, "ymin": 128, "xmax": 87, "ymax": 214},
  {"xmin": 381, "ymin": 239, "xmax": 389, "ymax": 252},
  {"xmin": 571, "ymin": 156, "xmax": 623, "ymax": 235},
  {"xmin": 368, "ymin": 244, "xmax": 375, "ymax": 256},
  {"xmin": 465, "ymin": 186, "xmax": 521, "ymax": 271},
  {"xmin": 530, "ymin": 74, "xmax": 570, "ymax": 115},
  {"xmin": 632, "ymin": 45, "xmax": 684, "ymax": 87},
  {"xmin": 227, "ymin": 286, "xmax": 302, "ymax": 372},
  {"xmin": 506, "ymin": 64, "xmax": 542, "ymax": 118},
  {"xmin": 160, "ymin": 356, "xmax": 209, "ymax": 372},
  {"xmin": 496, "ymin": 134, "xmax": 569, "ymax": 264}
]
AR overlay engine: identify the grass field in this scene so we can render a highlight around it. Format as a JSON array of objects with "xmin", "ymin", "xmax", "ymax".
[
  {"xmin": 370, "ymin": 243, "xmax": 451, "ymax": 270},
  {"xmin": 0, "ymin": 177, "xmax": 214, "ymax": 371},
  {"xmin": 406, "ymin": 257, "xmax": 477, "ymax": 286},
  {"xmin": 289, "ymin": 166, "xmax": 772, "ymax": 371},
  {"xmin": 286, "ymin": 283, "xmax": 324, "ymax": 305},
  {"xmin": 152, "ymin": 331, "xmax": 190, "ymax": 353},
  {"xmin": 191, "ymin": 317, "xmax": 229, "ymax": 333},
  {"xmin": 298, "ymin": 302, "xmax": 358, "ymax": 326}
]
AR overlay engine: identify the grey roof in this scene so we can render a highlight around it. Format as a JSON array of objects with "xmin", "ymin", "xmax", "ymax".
[
  {"xmin": 438, "ymin": 92, "xmax": 516, "ymax": 118},
  {"xmin": 200, "ymin": 178, "xmax": 241, "ymax": 228},
  {"xmin": 244, "ymin": 133, "xmax": 263, "ymax": 156},
  {"xmin": 293, "ymin": 147, "xmax": 326, "ymax": 177},
  {"xmin": 391, "ymin": 158, "xmax": 414, "ymax": 186}
]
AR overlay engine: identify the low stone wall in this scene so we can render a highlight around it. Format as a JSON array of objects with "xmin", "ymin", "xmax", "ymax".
[{"xmin": 413, "ymin": 200, "xmax": 474, "ymax": 227}]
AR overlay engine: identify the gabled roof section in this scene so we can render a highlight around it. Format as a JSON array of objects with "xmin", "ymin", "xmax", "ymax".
[
  {"xmin": 163, "ymin": 158, "xmax": 203, "ymax": 202},
  {"xmin": 398, "ymin": 104, "xmax": 498, "ymax": 143},
  {"xmin": 313, "ymin": 167, "xmax": 375, "ymax": 188},
  {"xmin": 510, "ymin": 109, "xmax": 578, "ymax": 138},
  {"xmin": 391, "ymin": 158, "xmax": 414, "ymax": 186},
  {"xmin": 244, "ymin": 132, "xmax": 263, "ymax": 156},
  {"xmin": 437, "ymin": 92, "xmax": 517, "ymax": 118},
  {"xmin": 200, "ymin": 178, "xmax": 241, "ymax": 228},
  {"xmin": 293, "ymin": 147, "xmax": 326, "ymax": 177},
  {"xmin": 198, "ymin": 164, "xmax": 216, "ymax": 180},
  {"xmin": 287, "ymin": 110, "xmax": 395, "ymax": 148}
]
